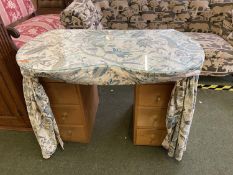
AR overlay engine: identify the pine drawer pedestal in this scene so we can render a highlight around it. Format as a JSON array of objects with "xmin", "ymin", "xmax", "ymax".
[
  {"xmin": 134, "ymin": 84, "xmax": 174, "ymax": 146},
  {"xmin": 41, "ymin": 78, "xmax": 99, "ymax": 143}
]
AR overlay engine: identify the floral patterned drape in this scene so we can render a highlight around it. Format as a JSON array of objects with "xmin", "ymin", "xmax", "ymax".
[
  {"xmin": 22, "ymin": 73, "xmax": 199, "ymax": 160},
  {"xmin": 162, "ymin": 76, "xmax": 199, "ymax": 161},
  {"xmin": 23, "ymin": 75, "xmax": 63, "ymax": 159}
]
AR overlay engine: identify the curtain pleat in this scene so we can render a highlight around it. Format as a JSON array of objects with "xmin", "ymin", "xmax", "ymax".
[
  {"xmin": 162, "ymin": 76, "xmax": 199, "ymax": 161},
  {"xmin": 23, "ymin": 76, "xmax": 64, "ymax": 159}
]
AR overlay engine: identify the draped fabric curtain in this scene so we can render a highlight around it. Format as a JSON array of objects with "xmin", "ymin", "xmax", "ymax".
[
  {"xmin": 162, "ymin": 76, "xmax": 199, "ymax": 161},
  {"xmin": 22, "ymin": 73, "xmax": 199, "ymax": 160},
  {"xmin": 23, "ymin": 75, "xmax": 64, "ymax": 159}
]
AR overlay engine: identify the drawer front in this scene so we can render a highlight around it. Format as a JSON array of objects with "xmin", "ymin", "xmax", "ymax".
[
  {"xmin": 53, "ymin": 105, "xmax": 84, "ymax": 126},
  {"xmin": 135, "ymin": 129, "xmax": 167, "ymax": 146},
  {"xmin": 136, "ymin": 107, "xmax": 166, "ymax": 129},
  {"xmin": 43, "ymin": 82, "xmax": 80, "ymax": 105},
  {"xmin": 59, "ymin": 125, "xmax": 88, "ymax": 143},
  {"xmin": 137, "ymin": 84, "xmax": 173, "ymax": 107}
]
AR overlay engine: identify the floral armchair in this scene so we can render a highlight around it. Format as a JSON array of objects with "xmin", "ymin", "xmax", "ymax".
[
  {"xmin": 60, "ymin": 0, "xmax": 233, "ymax": 76},
  {"xmin": 0, "ymin": 0, "xmax": 64, "ymax": 49}
]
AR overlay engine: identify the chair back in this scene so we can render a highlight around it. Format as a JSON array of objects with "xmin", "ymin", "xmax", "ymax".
[{"xmin": 0, "ymin": 0, "xmax": 35, "ymax": 26}]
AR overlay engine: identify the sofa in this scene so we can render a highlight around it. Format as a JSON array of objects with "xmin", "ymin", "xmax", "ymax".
[
  {"xmin": 60, "ymin": 0, "xmax": 233, "ymax": 76},
  {"xmin": 0, "ymin": 0, "xmax": 64, "ymax": 49}
]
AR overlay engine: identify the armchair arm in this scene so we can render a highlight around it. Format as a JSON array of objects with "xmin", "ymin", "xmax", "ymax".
[
  {"xmin": 6, "ymin": 26, "xmax": 20, "ymax": 38},
  {"xmin": 60, "ymin": 0, "xmax": 102, "ymax": 29}
]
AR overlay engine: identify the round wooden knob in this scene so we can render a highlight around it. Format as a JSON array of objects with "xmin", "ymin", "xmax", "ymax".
[
  {"xmin": 156, "ymin": 96, "xmax": 161, "ymax": 102},
  {"xmin": 62, "ymin": 112, "xmax": 68, "ymax": 120},
  {"xmin": 153, "ymin": 116, "xmax": 158, "ymax": 126},
  {"xmin": 150, "ymin": 134, "xmax": 155, "ymax": 143},
  {"xmin": 150, "ymin": 134, "xmax": 155, "ymax": 139},
  {"xmin": 67, "ymin": 130, "xmax": 72, "ymax": 135}
]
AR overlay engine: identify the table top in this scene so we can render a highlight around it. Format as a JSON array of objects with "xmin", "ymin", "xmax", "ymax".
[{"xmin": 16, "ymin": 29, "xmax": 204, "ymax": 84}]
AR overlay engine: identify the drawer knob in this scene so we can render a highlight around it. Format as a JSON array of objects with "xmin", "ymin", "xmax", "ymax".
[
  {"xmin": 155, "ymin": 96, "xmax": 161, "ymax": 103},
  {"xmin": 152, "ymin": 115, "xmax": 157, "ymax": 120},
  {"xmin": 150, "ymin": 134, "xmax": 155, "ymax": 143},
  {"xmin": 67, "ymin": 130, "xmax": 72, "ymax": 135},
  {"xmin": 62, "ymin": 112, "xmax": 68, "ymax": 121},
  {"xmin": 150, "ymin": 134, "xmax": 155, "ymax": 139},
  {"xmin": 153, "ymin": 116, "xmax": 158, "ymax": 126}
]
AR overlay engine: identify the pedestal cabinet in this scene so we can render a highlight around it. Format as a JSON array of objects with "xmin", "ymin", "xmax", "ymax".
[
  {"xmin": 134, "ymin": 84, "xmax": 174, "ymax": 146},
  {"xmin": 41, "ymin": 78, "xmax": 99, "ymax": 143}
]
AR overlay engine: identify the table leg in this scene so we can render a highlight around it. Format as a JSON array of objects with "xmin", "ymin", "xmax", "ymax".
[
  {"xmin": 162, "ymin": 76, "xmax": 199, "ymax": 161},
  {"xmin": 22, "ymin": 76, "xmax": 64, "ymax": 159}
]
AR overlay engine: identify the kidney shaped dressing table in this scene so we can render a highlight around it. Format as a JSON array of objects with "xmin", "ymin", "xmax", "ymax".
[{"xmin": 16, "ymin": 29, "xmax": 204, "ymax": 161}]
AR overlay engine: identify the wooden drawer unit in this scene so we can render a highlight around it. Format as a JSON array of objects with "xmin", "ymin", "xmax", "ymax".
[
  {"xmin": 52, "ymin": 105, "xmax": 84, "ymax": 126},
  {"xmin": 137, "ymin": 84, "xmax": 173, "ymax": 107},
  {"xmin": 42, "ymin": 79, "xmax": 99, "ymax": 143},
  {"xmin": 43, "ymin": 82, "xmax": 81, "ymax": 105},
  {"xmin": 135, "ymin": 129, "xmax": 167, "ymax": 146},
  {"xmin": 59, "ymin": 125, "xmax": 87, "ymax": 143},
  {"xmin": 135, "ymin": 107, "xmax": 166, "ymax": 130},
  {"xmin": 134, "ymin": 84, "xmax": 174, "ymax": 146}
]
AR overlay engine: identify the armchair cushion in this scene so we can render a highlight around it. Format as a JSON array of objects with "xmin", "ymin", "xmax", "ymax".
[
  {"xmin": 186, "ymin": 32, "xmax": 233, "ymax": 76},
  {"xmin": 0, "ymin": 0, "xmax": 35, "ymax": 26},
  {"xmin": 12, "ymin": 14, "xmax": 64, "ymax": 48}
]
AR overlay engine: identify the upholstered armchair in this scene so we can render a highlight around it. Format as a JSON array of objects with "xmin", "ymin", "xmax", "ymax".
[{"xmin": 0, "ymin": 0, "xmax": 64, "ymax": 50}]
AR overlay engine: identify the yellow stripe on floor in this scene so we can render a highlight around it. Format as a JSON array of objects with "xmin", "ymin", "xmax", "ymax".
[{"xmin": 198, "ymin": 84, "xmax": 233, "ymax": 91}]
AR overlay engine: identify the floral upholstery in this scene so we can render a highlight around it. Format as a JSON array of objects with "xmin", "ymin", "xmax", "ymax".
[
  {"xmin": 60, "ymin": 0, "xmax": 103, "ymax": 29},
  {"xmin": 186, "ymin": 32, "xmax": 233, "ymax": 76},
  {"xmin": 0, "ymin": 0, "xmax": 35, "ymax": 26},
  {"xmin": 97, "ymin": 0, "xmax": 211, "ymax": 30},
  {"xmin": 60, "ymin": 0, "xmax": 233, "ymax": 76},
  {"xmin": 222, "ymin": 10, "xmax": 233, "ymax": 46},
  {"xmin": 12, "ymin": 14, "xmax": 64, "ymax": 48},
  {"xmin": 0, "ymin": 0, "xmax": 64, "ymax": 49},
  {"xmin": 61, "ymin": 0, "xmax": 215, "ymax": 30}
]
